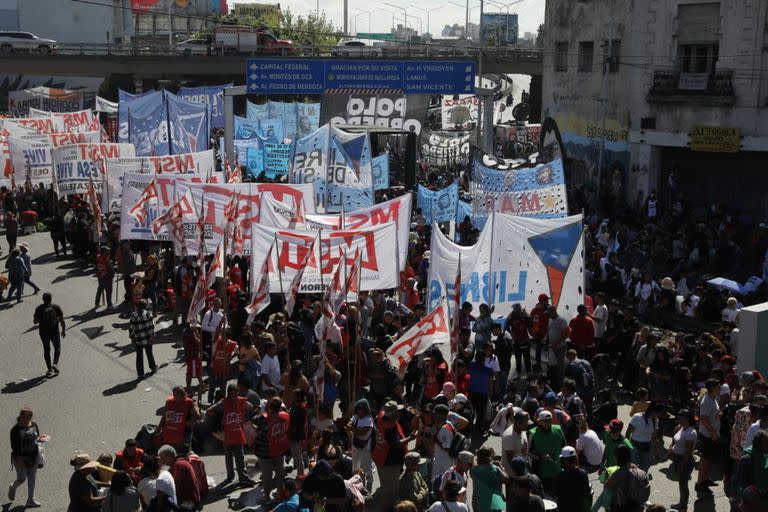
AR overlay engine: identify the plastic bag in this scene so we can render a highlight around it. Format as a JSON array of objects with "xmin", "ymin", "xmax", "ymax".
[{"xmin": 36, "ymin": 444, "xmax": 45, "ymax": 469}]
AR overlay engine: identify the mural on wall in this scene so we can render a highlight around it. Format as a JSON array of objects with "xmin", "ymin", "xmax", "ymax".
[{"xmin": 551, "ymin": 111, "xmax": 630, "ymax": 211}]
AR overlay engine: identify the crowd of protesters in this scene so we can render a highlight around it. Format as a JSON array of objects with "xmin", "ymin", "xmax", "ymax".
[{"xmin": 3, "ymin": 165, "xmax": 768, "ymax": 512}]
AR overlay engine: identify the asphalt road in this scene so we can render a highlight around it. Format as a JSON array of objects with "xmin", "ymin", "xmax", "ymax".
[{"xmin": 0, "ymin": 231, "xmax": 731, "ymax": 512}]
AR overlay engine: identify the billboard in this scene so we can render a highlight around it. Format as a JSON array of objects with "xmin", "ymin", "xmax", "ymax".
[{"xmin": 480, "ymin": 13, "xmax": 518, "ymax": 45}]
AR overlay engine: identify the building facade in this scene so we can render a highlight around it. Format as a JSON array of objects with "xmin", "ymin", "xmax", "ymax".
[{"xmin": 543, "ymin": 0, "xmax": 768, "ymax": 217}]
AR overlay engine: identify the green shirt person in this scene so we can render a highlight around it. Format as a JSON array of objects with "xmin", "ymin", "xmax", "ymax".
[
  {"xmin": 602, "ymin": 419, "xmax": 634, "ymax": 468},
  {"xmin": 529, "ymin": 410, "xmax": 566, "ymax": 488}
]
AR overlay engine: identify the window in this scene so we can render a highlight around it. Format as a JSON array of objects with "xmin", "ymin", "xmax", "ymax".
[
  {"xmin": 680, "ymin": 43, "xmax": 718, "ymax": 73},
  {"xmin": 554, "ymin": 41, "xmax": 568, "ymax": 72},
  {"xmin": 602, "ymin": 39, "xmax": 621, "ymax": 73},
  {"xmin": 578, "ymin": 41, "xmax": 594, "ymax": 72}
]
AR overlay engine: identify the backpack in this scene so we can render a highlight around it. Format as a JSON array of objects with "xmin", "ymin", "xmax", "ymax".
[
  {"xmin": 625, "ymin": 465, "xmax": 651, "ymax": 505},
  {"xmin": 186, "ymin": 451, "xmax": 209, "ymax": 500},
  {"xmin": 443, "ymin": 423, "xmax": 468, "ymax": 458},
  {"xmin": 576, "ymin": 360, "xmax": 594, "ymax": 390},
  {"xmin": 38, "ymin": 305, "xmax": 59, "ymax": 332}
]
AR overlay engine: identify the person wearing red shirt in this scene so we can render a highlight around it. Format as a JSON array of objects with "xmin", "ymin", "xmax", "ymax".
[
  {"xmin": 568, "ymin": 304, "xmax": 596, "ymax": 360},
  {"xmin": 159, "ymin": 386, "xmax": 200, "ymax": 449},
  {"xmin": 208, "ymin": 333, "xmax": 238, "ymax": 404},
  {"xmin": 423, "ymin": 348, "xmax": 449, "ymax": 401},
  {"xmin": 403, "ymin": 278, "xmax": 420, "ymax": 311},
  {"xmin": 206, "ymin": 383, "xmax": 256, "ymax": 485},
  {"xmin": 158, "ymin": 444, "xmax": 200, "ymax": 508},
  {"xmin": 113, "ymin": 439, "xmax": 144, "ymax": 484},
  {"xmin": 530, "ymin": 294, "xmax": 550, "ymax": 370},
  {"xmin": 447, "ymin": 359, "xmax": 471, "ymax": 396},
  {"xmin": 228, "ymin": 261, "xmax": 244, "ymax": 289},
  {"xmin": 262, "ymin": 397, "xmax": 290, "ymax": 502},
  {"xmin": 182, "ymin": 326, "xmax": 204, "ymax": 401},
  {"xmin": 95, "ymin": 246, "xmax": 114, "ymax": 308}
]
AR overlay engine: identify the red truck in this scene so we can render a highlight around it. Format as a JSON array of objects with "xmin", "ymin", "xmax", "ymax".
[{"xmin": 211, "ymin": 25, "xmax": 296, "ymax": 56}]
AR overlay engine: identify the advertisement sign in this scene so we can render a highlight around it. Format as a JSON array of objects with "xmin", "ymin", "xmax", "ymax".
[
  {"xmin": 427, "ymin": 213, "xmax": 585, "ymax": 320},
  {"xmin": 480, "ymin": 12, "xmax": 519, "ymax": 45},
  {"xmin": 53, "ymin": 143, "xmax": 136, "ymax": 196},
  {"xmin": 690, "ymin": 126, "xmax": 740, "ymax": 153},
  {"xmin": 321, "ymin": 94, "xmax": 430, "ymax": 137},
  {"xmin": 250, "ymin": 222, "xmax": 399, "ymax": 292},
  {"xmin": 247, "ymin": 59, "xmax": 475, "ymax": 95}
]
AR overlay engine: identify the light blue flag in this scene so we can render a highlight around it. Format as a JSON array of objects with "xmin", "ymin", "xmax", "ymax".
[
  {"xmin": 372, "ymin": 153, "xmax": 390, "ymax": 191},
  {"xmin": 167, "ymin": 93, "xmax": 210, "ymax": 155}
]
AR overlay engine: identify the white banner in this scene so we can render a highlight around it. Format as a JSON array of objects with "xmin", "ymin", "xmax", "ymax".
[
  {"xmin": 260, "ymin": 193, "xmax": 412, "ymax": 270},
  {"xmin": 103, "ymin": 150, "xmax": 216, "ymax": 213},
  {"xmin": 174, "ymin": 182, "xmax": 317, "ymax": 254},
  {"xmin": 53, "ymin": 143, "xmax": 136, "ymax": 196},
  {"xmin": 426, "ymin": 213, "xmax": 585, "ymax": 320},
  {"xmin": 250, "ymin": 222, "xmax": 399, "ymax": 293},
  {"xmin": 386, "ymin": 300, "xmax": 450, "ymax": 374},
  {"xmin": 7, "ymin": 138, "xmax": 53, "ymax": 184},
  {"xmin": 29, "ymin": 108, "xmax": 96, "ymax": 132},
  {"xmin": 119, "ymin": 173, "xmax": 205, "ymax": 241},
  {"xmin": 3, "ymin": 117, "xmax": 67, "ymax": 135}
]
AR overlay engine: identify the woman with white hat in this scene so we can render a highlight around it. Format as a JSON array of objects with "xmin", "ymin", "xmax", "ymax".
[{"xmin": 67, "ymin": 453, "xmax": 103, "ymax": 512}]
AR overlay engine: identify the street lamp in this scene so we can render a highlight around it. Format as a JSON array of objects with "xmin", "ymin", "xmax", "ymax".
[
  {"xmin": 409, "ymin": 4, "xmax": 444, "ymax": 37},
  {"xmin": 384, "ymin": 2, "xmax": 408, "ymax": 33},
  {"xmin": 353, "ymin": 11, "xmax": 369, "ymax": 35},
  {"xmin": 356, "ymin": 7, "xmax": 398, "ymax": 33}
]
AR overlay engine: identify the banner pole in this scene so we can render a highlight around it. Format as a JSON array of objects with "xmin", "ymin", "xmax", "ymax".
[
  {"xmin": 273, "ymin": 232, "xmax": 286, "ymax": 311},
  {"xmin": 488, "ymin": 212, "xmax": 495, "ymax": 314},
  {"xmin": 318, "ymin": 228, "xmax": 324, "ymax": 293}
]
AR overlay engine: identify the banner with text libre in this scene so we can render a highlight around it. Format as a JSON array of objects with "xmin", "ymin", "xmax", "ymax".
[
  {"xmin": 259, "ymin": 193, "xmax": 411, "ymax": 270},
  {"xmin": 427, "ymin": 213, "xmax": 585, "ymax": 320},
  {"xmin": 250, "ymin": 222, "xmax": 399, "ymax": 293},
  {"xmin": 179, "ymin": 84, "xmax": 231, "ymax": 129},
  {"xmin": 471, "ymin": 154, "xmax": 568, "ymax": 228},
  {"xmin": 54, "ymin": 143, "xmax": 136, "ymax": 196}
]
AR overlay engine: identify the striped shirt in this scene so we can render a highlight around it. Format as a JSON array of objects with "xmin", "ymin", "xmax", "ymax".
[{"xmin": 129, "ymin": 309, "xmax": 154, "ymax": 346}]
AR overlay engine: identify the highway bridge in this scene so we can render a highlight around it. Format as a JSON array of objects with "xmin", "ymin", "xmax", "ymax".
[{"xmin": 0, "ymin": 45, "xmax": 543, "ymax": 82}]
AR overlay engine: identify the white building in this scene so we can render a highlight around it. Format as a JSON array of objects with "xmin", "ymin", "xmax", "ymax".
[{"xmin": 542, "ymin": 0, "xmax": 768, "ymax": 217}]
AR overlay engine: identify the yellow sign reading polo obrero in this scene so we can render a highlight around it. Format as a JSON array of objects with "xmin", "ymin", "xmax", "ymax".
[{"xmin": 690, "ymin": 126, "xmax": 740, "ymax": 153}]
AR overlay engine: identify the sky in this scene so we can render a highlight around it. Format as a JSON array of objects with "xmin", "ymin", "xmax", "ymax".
[{"xmin": 228, "ymin": 0, "xmax": 545, "ymax": 37}]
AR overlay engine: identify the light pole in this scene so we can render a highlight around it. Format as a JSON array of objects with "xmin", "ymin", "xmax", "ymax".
[
  {"xmin": 353, "ymin": 12, "xmax": 369, "ymax": 35},
  {"xmin": 384, "ymin": 2, "xmax": 408, "ymax": 34},
  {"xmin": 409, "ymin": 4, "xmax": 444, "ymax": 37}
]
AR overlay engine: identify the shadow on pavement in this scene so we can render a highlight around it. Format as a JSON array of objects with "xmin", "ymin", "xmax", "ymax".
[
  {"xmin": 693, "ymin": 498, "xmax": 716, "ymax": 512},
  {"xmin": 67, "ymin": 307, "xmax": 116, "ymax": 329},
  {"xmin": 102, "ymin": 379, "xmax": 139, "ymax": 396},
  {"xmin": 2, "ymin": 503, "xmax": 30, "ymax": 512},
  {"xmin": 103, "ymin": 342, "xmax": 135, "ymax": 357},
  {"xmin": 82, "ymin": 326, "xmax": 111, "ymax": 340},
  {"xmin": 1, "ymin": 375, "xmax": 48, "ymax": 394}
]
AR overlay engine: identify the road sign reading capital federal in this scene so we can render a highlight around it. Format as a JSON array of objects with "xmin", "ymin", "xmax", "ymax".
[{"xmin": 246, "ymin": 59, "xmax": 475, "ymax": 95}]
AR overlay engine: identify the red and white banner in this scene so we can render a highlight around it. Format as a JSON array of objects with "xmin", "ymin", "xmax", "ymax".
[
  {"xmin": 285, "ymin": 235, "xmax": 317, "ymax": 317},
  {"xmin": 119, "ymin": 173, "xmax": 207, "ymax": 241},
  {"xmin": 174, "ymin": 182, "xmax": 316, "ymax": 254},
  {"xmin": 2, "ymin": 117, "xmax": 67, "ymax": 135},
  {"xmin": 103, "ymin": 150, "xmax": 217, "ymax": 212},
  {"xmin": 7, "ymin": 131, "xmax": 102, "ymax": 185},
  {"xmin": 259, "ymin": 193, "xmax": 412, "ymax": 270},
  {"xmin": 247, "ymin": 245, "xmax": 273, "ymax": 322},
  {"xmin": 250, "ymin": 222, "xmax": 399, "ymax": 293},
  {"xmin": 53, "ymin": 143, "xmax": 136, "ymax": 196},
  {"xmin": 30, "ymin": 108, "xmax": 96, "ymax": 133},
  {"xmin": 386, "ymin": 300, "xmax": 451, "ymax": 374}
]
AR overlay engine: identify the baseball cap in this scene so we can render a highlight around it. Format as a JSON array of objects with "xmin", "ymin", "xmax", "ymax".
[
  {"xmin": 560, "ymin": 446, "xmax": 577, "ymax": 458},
  {"xmin": 538, "ymin": 410, "xmax": 553, "ymax": 421},
  {"xmin": 608, "ymin": 419, "xmax": 624, "ymax": 432},
  {"xmin": 543, "ymin": 391, "xmax": 557, "ymax": 404}
]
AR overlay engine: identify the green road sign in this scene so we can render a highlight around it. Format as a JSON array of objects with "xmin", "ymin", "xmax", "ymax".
[{"xmin": 355, "ymin": 32, "xmax": 394, "ymax": 41}]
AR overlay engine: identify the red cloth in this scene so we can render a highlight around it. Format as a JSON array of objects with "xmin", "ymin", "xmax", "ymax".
[
  {"xmin": 530, "ymin": 304, "xmax": 549, "ymax": 341},
  {"xmin": 172, "ymin": 457, "xmax": 200, "ymax": 505},
  {"xmin": 568, "ymin": 315, "xmax": 595, "ymax": 348}
]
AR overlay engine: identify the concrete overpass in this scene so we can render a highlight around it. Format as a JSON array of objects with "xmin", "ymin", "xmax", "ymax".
[{"xmin": 0, "ymin": 51, "xmax": 543, "ymax": 82}]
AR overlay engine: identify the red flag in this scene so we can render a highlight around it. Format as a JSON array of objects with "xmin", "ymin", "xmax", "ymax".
[
  {"xmin": 86, "ymin": 175, "xmax": 103, "ymax": 239},
  {"xmin": 186, "ymin": 198, "xmax": 209, "ymax": 324},
  {"xmin": 187, "ymin": 240, "xmax": 223, "ymax": 324},
  {"xmin": 246, "ymin": 245, "xmax": 273, "ymax": 322},
  {"xmin": 151, "ymin": 191, "xmax": 192, "ymax": 247},
  {"xmin": 386, "ymin": 299, "xmax": 450, "ymax": 375},
  {"xmin": 325, "ymin": 258, "xmax": 346, "ymax": 317},
  {"xmin": 224, "ymin": 191, "xmax": 239, "ymax": 223},
  {"xmin": 127, "ymin": 178, "xmax": 158, "ymax": 225},
  {"xmin": 450, "ymin": 253, "xmax": 462, "ymax": 358},
  {"xmin": 284, "ymin": 236, "xmax": 317, "ymax": 318},
  {"xmin": 344, "ymin": 248, "xmax": 362, "ymax": 301}
]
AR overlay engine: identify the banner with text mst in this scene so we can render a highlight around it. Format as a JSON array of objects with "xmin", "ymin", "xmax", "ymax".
[
  {"xmin": 54, "ymin": 143, "xmax": 135, "ymax": 196},
  {"xmin": 247, "ymin": 59, "xmax": 475, "ymax": 95},
  {"xmin": 427, "ymin": 213, "xmax": 585, "ymax": 320},
  {"xmin": 250, "ymin": 222, "xmax": 399, "ymax": 293}
]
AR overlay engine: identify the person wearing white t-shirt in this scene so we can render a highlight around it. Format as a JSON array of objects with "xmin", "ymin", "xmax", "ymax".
[
  {"xmin": 626, "ymin": 404, "xmax": 661, "ymax": 472},
  {"xmin": 261, "ymin": 342, "xmax": 282, "ymax": 391},
  {"xmin": 200, "ymin": 299, "xmax": 224, "ymax": 358},
  {"xmin": 427, "ymin": 481, "xmax": 468, "ymax": 512},
  {"xmin": 501, "ymin": 411, "xmax": 530, "ymax": 475},
  {"xmin": 590, "ymin": 293, "xmax": 609, "ymax": 342},
  {"xmin": 575, "ymin": 421, "xmax": 604, "ymax": 470},
  {"xmin": 431, "ymin": 405, "xmax": 470, "ymax": 480},
  {"xmin": 722, "ymin": 297, "xmax": 740, "ymax": 325},
  {"xmin": 744, "ymin": 405, "xmax": 768, "ymax": 449},
  {"xmin": 347, "ymin": 398, "xmax": 374, "ymax": 491},
  {"xmin": 669, "ymin": 410, "xmax": 697, "ymax": 511}
]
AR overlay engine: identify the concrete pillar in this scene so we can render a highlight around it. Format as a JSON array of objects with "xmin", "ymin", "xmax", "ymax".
[{"xmin": 737, "ymin": 302, "xmax": 768, "ymax": 376}]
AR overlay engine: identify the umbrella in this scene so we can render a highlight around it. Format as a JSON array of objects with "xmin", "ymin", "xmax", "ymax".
[{"xmin": 706, "ymin": 277, "xmax": 742, "ymax": 294}]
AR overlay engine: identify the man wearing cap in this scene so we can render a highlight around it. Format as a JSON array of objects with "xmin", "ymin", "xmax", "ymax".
[
  {"xmin": 372, "ymin": 401, "xmax": 415, "ymax": 512},
  {"xmin": 555, "ymin": 446, "xmax": 591, "ymax": 510},
  {"xmin": 530, "ymin": 294, "xmax": 550, "ymax": 371},
  {"xmin": 437, "ymin": 451, "xmax": 474, "ymax": 501},
  {"xmin": 399, "ymin": 451, "xmax": 429, "ymax": 511},
  {"xmin": 529, "ymin": 410, "xmax": 566, "ymax": 495},
  {"xmin": 602, "ymin": 419, "xmax": 633, "ymax": 468}
]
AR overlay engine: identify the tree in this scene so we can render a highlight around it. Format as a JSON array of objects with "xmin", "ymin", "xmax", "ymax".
[
  {"xmin": 204, "ymin": 8, "xmax": 340, "ymax": 46},
  {"xmin": 536, "ymin": 23, "xmax": 545, "ymax": 48}
]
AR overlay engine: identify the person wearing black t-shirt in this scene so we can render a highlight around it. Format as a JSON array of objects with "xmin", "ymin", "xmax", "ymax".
[
  {"xmin": 300, "ymin": 460, "xmax": 348, "ymax": 512},
  {"xmin": 33, "ymin": 292, "xmax": 65, "ymax": 377}
]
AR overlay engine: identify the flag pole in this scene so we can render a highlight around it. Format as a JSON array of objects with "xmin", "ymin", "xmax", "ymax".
[
  {"xmin": 317, "ymin": 228, "xmax": 324, "ymax": 293},
  {"xmin": 273, "ymin": 233, "xmax": 286, "ymax": 311}
]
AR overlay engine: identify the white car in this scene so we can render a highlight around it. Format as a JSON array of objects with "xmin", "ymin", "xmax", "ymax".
[
  {"xmin": 175, "ymin": 38, "xmax": 209, "ymax": 56},
  {"xmin": 0, "ymin": 32, "xmax": 57, "ymax": 54},
  {"xmin": 332, "ymin": 39, "xmax": 381, "ymax": 57}
]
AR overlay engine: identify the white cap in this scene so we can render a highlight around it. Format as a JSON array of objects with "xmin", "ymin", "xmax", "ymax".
[
  {"xmin": 538, "ymin": 410, "xmax": 553, "ymax": 420},
  {"xmin": 560, "ymin": 446, "xmax": 577, "ymax": 458}
]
